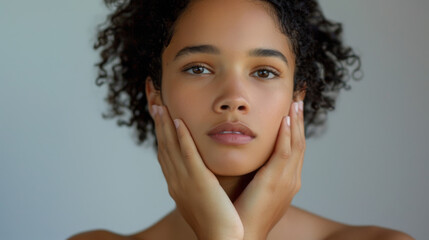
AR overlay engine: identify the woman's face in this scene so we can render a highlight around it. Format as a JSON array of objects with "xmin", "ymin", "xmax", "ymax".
[{"xmin": 158, "ymin": 0, "xmax": 296, "ymax": 176}]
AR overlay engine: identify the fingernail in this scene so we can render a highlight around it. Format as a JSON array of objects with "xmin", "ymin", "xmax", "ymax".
[
  {"xmin": 286, "ymin": 116, "xmax": 290, "ymax": 127},
  {"xmin": 151, "ymin": 105, "xmax": 158, "ymax": 116},
  {"xmin": 174, "ymin": 119, "xmax": 180, "ymax": 129},
  {"xmin": 298, "ymin": 101, "xmax": 303, "ymax": 111},
  {"xmin": 294, "ymin": 102, "xmax": 299, "ymax": 113}
]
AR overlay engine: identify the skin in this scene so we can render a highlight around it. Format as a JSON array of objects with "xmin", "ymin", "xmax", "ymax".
[
  {"xmin": 145, "ymin": 0, "xmax": 305, "ymax": 238},
  {"xmin": 67, "ymin": 0, "xmax": 415, "ymax": 239},
  {"xmin": 157, "ymin": 0, "xmax": 297, "ymax": 178}
]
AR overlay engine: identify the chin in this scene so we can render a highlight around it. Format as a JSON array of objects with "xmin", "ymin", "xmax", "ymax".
[{"xmin": 202, "ymin": 149, "xmax": 268, "ymax": 176}]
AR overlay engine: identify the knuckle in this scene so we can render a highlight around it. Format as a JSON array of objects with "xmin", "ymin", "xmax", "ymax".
[
  {"xmin": 167, "ymin": 185, "xmax": 177, "ymax": 199},
  {"xmin": 158, "ymin": 146, "xmax": 168, "ymax": 157},
  {"xmin": 164, "ymin": 136, "xmax": 175, "ymax": 148},
  {"xmin": 278, "ymin": 150, "xmax": 291, "ymax": 160},
  {"xmin": 292, "ymin": 176, "xmax": 302, "ymax": 191},
  {"xmin": 295, "ymin": 140, "xmax": 306, "ymax": 151},
  {"xmin": 157, "ymin": 151, "xmax": 167, "ymax": 162},
  {"xmin": 182, "ymin": 148, "xmax": 194, "ymax": 161},
  {"xmin": 283, "ymin": 178, "xmax": 301, "ymax": 193}
]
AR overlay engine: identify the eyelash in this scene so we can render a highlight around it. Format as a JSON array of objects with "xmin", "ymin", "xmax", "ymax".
[{"xmin": 183, "ymin": 64, "xmax": 281, "ymax": 79}]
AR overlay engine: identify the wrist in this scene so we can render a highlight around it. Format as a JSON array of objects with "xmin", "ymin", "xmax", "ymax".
[
  {"xmin": 200, "ymin": 234, "xmax": 243, "ymax": 240},
  {"xmin": 243, "ymin": 229, "xmax": 268, "ymax": 240},
  {"xmin": 197, "ymin": 227, "xmax": 244, "ymax": 240}
]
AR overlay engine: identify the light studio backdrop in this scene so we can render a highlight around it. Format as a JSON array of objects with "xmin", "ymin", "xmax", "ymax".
[{"xmin": 0, "ymin": 0, "xmax": 427, "ymax": 239}]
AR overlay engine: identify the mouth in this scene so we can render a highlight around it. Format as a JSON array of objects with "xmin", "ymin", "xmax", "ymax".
[{"xmin": 207, "ymin": 122, "xmax": 256, "ymax": 145}]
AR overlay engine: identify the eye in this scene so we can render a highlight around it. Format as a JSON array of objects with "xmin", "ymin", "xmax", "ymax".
[
  {"xmin": 251, "ymin": 68, "xmax": 280, "ymax": 79},
  {"xmin": 183, "ymin": 64, "xmax": 212, "ymax": 75}
]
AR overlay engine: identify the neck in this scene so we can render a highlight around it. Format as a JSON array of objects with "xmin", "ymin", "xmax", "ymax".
[
  {"xmin": 166, "ymin": 172, "xmax": 256, "ymax": 240},
  {"xmin": 167, "ymin": 171, "xmax": 256, "ymax": 239},
  {"xmin": 217, "ymin": 171, "xmax": 256, "ymax": 201}
]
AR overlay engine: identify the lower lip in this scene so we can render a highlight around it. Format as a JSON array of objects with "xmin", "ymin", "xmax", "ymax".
[{"xmin": 209, "ymin": 133, "xmax": 254, "ymax": 145}]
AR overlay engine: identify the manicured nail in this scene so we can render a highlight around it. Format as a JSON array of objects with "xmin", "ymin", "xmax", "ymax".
[
  {"xmin": 294, "ymin": 102, "xmax": 299, "ymax": 113},
  {"xmin": 151, "ymin": 105, "xmax": 158, "ymax": 116},
  {"xmin": 174, "ymin": 119, "xmax": 180, "ymax": 129},
  {"xmin": 286, "ymin": 116, "xmax": 290, "ymax": 127},
  {"xmin": 298, "ymin": 101, "xmax": 303, "ymax": 111}
]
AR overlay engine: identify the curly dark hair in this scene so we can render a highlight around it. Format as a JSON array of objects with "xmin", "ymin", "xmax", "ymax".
[{"xmin": 94, "ymin": 0, "xmax": 361, "ymax": 147}]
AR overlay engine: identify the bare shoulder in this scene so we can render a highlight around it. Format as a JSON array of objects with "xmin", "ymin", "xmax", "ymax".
[
  {"xmin": 67, "ymin": 229, "xmax": 137, "ymax": 240},
  {"xmin": 325, "ymin": 225, "xmax": 415, "ymax": 240},
  {"xmin": 270, "ymin": 205, "xmax": 347, "ymax": 239},
  {"xmin": 272, "ymin": 205, "xmax": 414, "ymax": 240}
]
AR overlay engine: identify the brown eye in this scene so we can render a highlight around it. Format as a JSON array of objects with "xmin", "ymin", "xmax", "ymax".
[
  {"xmin": 257, "ymin": 69, "xmax": 270, "ymax": 78},
  {"xmin": 184, "ymin": 65, "xmax": 211, "ymax": 75},
  {"xmin": 252, "ymin": 68, "xmax": 280, "ymax": 79},
  {"xmin": 191, "ymin": 66, "xmax": 204, "ymax": 74}
]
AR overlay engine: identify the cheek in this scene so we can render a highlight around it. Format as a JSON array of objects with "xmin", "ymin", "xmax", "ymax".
[
  {"xmin": 256, "ymin": 89, "xmax": 291, "ymax": 118},
  {"xmin": 259, "ymin": 92, "xmax": 292, "ymax": 135},
  {"xmin": 260, "ymin": 110, "xmax": 284, "ymax": 147},
  {"xmin": 163, "ymin": 86, "xmax": 207, "ymax": 131}
]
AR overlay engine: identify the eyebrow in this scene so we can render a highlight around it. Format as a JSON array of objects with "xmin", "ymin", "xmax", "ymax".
[{"xmin": 173, "ymin": 44, "xmax": 288, "ymax": 66}]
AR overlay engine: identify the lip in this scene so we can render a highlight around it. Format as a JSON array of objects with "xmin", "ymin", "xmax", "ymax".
[{"xmin": 207, "ymin": 122, "xmax": 256, "ymax": 145}]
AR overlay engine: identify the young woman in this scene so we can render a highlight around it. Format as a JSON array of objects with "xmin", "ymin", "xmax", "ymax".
[{"xmin": 69, "ymin": 0, "xmax": 414, "ymax": 239}]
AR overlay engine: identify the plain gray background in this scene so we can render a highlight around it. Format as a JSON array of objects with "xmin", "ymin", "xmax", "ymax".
[{"xmin": 1, "ymin": 0, "xmax": 428, "ymax": 239}]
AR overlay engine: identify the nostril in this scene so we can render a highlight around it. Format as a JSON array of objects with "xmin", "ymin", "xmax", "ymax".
[
  {"xmin": 220, "ymin": 105, "xmax": 247, "ymax": 111},
  {"xmin": 221, "ymin": 105, "xmax": 229, "ymax": 110}
]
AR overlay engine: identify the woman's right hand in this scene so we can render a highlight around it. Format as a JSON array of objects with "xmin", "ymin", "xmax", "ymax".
[{"xmin": 151, "ymin": 105, "xmax": 244, "ymax": 240}]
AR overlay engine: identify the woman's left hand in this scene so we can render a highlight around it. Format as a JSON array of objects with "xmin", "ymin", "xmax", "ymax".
[{"xmin": 234, "ymin": 101, "xmax": 306, "ymax": 240}]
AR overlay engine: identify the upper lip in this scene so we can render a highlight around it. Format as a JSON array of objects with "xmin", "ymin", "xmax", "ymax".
[{"xmin": 207, "ymin": 122, "xmax": 256, "ymax": 137}]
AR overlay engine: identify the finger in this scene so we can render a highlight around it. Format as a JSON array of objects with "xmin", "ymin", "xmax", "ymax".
[
  {"xmin": 292, "ymin": 101, "xmax": 305, "ymax": 143},
  {"xmin": 173, "ymin": 118, "xmax": 208, "ymax": 176},
  {"xmin": 296, "ymin": 101, "xmax": 306, "ymax": 174},
  {"xmin": 290, "ymin": 101, "xmax": 305, "ymax": 152},
  {"xmin": 157, "ymin": 151, "xmax": 173, "ymax": 182},
  {"xmin": 158, "ymin": 105, "xmax": 182, "ymax": 155},
  {"xmin": 151, "ymin": 105, "xmax": 178, "ymax": 179},
  {"xmin": 264, "ymin": 115, "xmax": 292, "ymax": 174},
  {"xmin": 151, "ymin": 105, "xmax": 162, "ymax": 144},
  {"xmin": 157, "ymin": 105, "xmax": 187, "ymax": 175},
  {"xmin": 290, "ymin": 102, "xmax": 305, "ymax": 176},
  {"xmin": 298, "ymin": 101, "xmax": 305, "ymax": 139}
]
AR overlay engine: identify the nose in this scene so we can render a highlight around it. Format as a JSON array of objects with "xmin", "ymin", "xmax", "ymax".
[
  {"xmin": 215, "ymin": 97, "xmax": 249, "ymax": 113},
  {"xmin": 212, "ymin": 76, "xmax": 250, "ymax": 114}
]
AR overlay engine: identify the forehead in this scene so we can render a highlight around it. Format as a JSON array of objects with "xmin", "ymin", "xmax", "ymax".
[{"xmin": 163, "ymin": 0, "xmax": 294, "ymax": 65}]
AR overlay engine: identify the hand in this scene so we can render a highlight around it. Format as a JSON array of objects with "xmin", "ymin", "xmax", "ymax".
[
  {"xmin": 151, "ymin": 105, "xmax": 244, "ymax": 240},
  {"xmin": 234, "ymin": 101, "xmax": 306, "ymax": 240}
]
